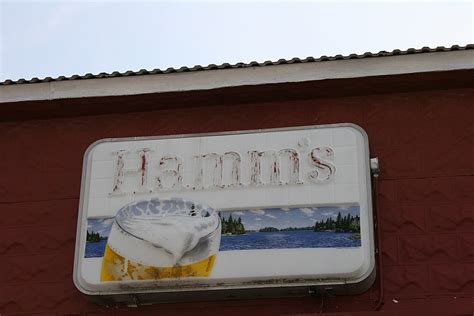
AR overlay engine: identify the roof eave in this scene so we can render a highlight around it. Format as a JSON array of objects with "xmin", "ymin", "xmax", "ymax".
[{"xmin": 1, "ymin": 47, "xmax": 473, "ymax": 104}]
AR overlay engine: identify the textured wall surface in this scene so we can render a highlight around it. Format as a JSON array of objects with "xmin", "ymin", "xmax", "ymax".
[{"xmin": 0, "ymin": 72, "xmax": 473, "ymax": 315}]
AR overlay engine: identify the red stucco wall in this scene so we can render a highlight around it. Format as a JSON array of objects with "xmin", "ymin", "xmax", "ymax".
[{"xmin": 1, "ymin": 71, "xmax": 473, "ymax": 315}]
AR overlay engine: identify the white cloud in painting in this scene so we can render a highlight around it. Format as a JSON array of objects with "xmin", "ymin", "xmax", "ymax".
[
  {"xmin": 254, "ymin": 217, "xmax": 262, "ymax": 221},
  {"xmin": 87, "ymin": 218, "xmax": 115, "ymax": 237},
  {"xmin": 233, "ymin": 211, "xmax": 245, "ymax": 216},
  {"xmin": 281, "ymin": 208, "xmax": 290, "ymax": 211},
  {"xmin": 100, "ymin": 218, "xmax": 114, "ymax": 226},
  {"xmin": 338, "ymin": 206, "xmax": 350, "ymax": 211},
  {"xmin": 300, "ymin": 208, "xmax": 314, "ymax": 216},
  {"xmin": 250, "ymin": 209, "xmax": 265, "ymax": 215},
  {"xmin": 265, "ymin": 214, "xmax": 276, "ymax": 219},
  {"xmin": 322, "ymin": 211, "xmax": 335, "ymax": 216},
  {"xmin": 248, "ymin": 223, "xmax": 262, "ymax": 230}
]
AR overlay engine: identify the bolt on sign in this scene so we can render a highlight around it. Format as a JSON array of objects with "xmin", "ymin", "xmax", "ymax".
[{"xmin": 74, "ymin": 124, "xmax": 375, "ymax": 304}]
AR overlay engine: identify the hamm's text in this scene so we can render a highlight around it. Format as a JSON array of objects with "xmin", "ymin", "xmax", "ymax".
[{"xmin": 110, "ymin": 147, "xmax": 336, "ymax": 195}]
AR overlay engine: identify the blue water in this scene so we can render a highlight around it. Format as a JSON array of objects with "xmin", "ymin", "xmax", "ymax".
[
  {"xmin": 84, "ymin": 231, "xmax": 360, "ymax": 258},
  {"xmin": 219, "ymin": 231, "xmax": 360, "ymax": 251},
  {"xmin": 85, "ymin": 239, "xmax": 107, "ymax": 258}
]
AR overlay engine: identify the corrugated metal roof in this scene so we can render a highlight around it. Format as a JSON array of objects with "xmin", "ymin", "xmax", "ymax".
[{"xmin": 1, "ymin": 45, "xmax": 472, "ymax": 86}]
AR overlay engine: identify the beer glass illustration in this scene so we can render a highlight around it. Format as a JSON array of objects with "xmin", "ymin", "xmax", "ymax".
[{"xmin": 100, "ymin": 198, "xmax": 221, "ymax": 281}]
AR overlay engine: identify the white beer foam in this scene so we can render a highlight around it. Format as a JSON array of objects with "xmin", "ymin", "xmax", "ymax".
[{"xmin": 108, "ymin": 198, "xmax": 220, "ymax": 267}]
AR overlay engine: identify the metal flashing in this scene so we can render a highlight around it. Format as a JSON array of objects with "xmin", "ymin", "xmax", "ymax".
[
  {"xmin": 1, "ymin": 45, "xmax": 473, "ymax": 104},
  {"xmin": 1, "ymin": 45, "xmax": 472, "ymax": 86}
]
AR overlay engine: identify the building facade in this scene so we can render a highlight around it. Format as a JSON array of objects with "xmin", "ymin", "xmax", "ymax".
[{"xmin": 0, "ymin": 46, "xmax": 473, "ymax": 315}]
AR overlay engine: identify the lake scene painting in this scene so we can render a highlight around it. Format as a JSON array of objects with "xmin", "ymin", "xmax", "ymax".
[
  {"xmin": 85, "ymin": 205, "xmax": 361, "ymax": 258},
  {"xmin": 218, "ymin": 205, "xmax": 361, "ymax": 251}
]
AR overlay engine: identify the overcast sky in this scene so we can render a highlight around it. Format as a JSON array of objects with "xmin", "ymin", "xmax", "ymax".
[{"xmin": 1, "ymin": 1, "xmax": 473, "ymax": 81}]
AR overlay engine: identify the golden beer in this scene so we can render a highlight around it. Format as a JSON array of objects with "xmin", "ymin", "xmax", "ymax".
[{"xmin": 100, "ymin": 198, "xmax": 221, "ymax": 281}]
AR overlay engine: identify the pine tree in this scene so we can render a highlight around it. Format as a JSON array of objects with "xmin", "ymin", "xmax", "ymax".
[
  {"xmin": 314, "ymin": 213, "xmax": 361, "ymax": 233},
  {"xmin": 221, "ymin": 213, "xmax": 245, "ymax": 235}
]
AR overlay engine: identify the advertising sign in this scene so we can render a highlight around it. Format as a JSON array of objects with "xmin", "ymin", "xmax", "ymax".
[{"xmin": 73, "ymin": 124, "xmax": 375, "ymax": 302}]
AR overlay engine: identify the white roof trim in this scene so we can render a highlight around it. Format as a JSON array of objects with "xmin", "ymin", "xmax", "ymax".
[{"xmin": 1, "ymin": 50, "xmax": 473, "ymax": 104}]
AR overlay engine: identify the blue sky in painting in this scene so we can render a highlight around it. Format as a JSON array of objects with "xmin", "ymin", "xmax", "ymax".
[
  {"xmin": 221, "ymin": 205, "xmax": 359, "ymax": 231},
  {"xmin": 87, "ymin": 218, "xmax": 114, "ymax": 238}
]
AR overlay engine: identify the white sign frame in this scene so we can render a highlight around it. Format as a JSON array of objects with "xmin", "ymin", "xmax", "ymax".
[{"xmin": 73, "ymin": 123, "xmax": 375, "ymax": 302}]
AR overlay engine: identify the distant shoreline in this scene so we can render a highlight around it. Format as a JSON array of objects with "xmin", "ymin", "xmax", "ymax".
[
  {"xmin": 257, "ymin": 226, "xmax": 359, "ymax": 233},
  {"xmin": 86, "ymin": 237, "xmax": 107, "ymax": 243},
  {"xmin": 224, "ymin": 229, "xmax": 359, "ymax": 234}
]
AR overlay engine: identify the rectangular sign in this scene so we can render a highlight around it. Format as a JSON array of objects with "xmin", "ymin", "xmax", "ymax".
[{"xmin": 73, "ymin": 124, "xmax": 375, "ymax": 300}]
